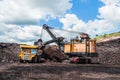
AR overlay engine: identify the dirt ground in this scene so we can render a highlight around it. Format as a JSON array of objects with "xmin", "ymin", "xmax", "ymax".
[{"xmin": 0, "ymin": 63, "xmax": 120, "ymax": 80}]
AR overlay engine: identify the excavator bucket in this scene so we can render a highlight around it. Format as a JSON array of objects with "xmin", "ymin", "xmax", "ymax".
[{"xmin": 41, "ymin": 45, "xmax": 68, "ymax": 62}]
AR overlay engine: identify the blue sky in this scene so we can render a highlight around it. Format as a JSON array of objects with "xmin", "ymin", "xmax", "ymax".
[
  {"xmin": 0, "ymin": 0, "xmax": 120, "ymax": 44},
  {"xmin": 40, "ymin": 0, "xmax": 104, "ymax": 27},
  {"xmin": 70, "ymin": 0, "xmax": 103, "ymax": 21}
]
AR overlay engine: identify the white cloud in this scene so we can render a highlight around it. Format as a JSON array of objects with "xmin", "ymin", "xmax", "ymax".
[
  {"xmin": 0, "ymin": 0, "xmax": 120, "ymax": 45},
  {"xmin": 60, "ymin": 14, "xmax": 116, "ymax": 37},
  {"xmin": 0, "ymin": 0, "xmax": 72, "ymax": 44},
  {"xmin": 0, "ymin": 23, "xmax": 41, "ymax": 44},
  {"xmin": 0, "ymin": 0, "xmax": 72, "ymax": 25},
  {"xmin": 101, "ymin": 0, "xmax": 120, "ymax": 6},
  {"xmin": 98, "ymin": 1, "xmax": 120, "ymax": 24},
  {"xmin": 60, "ymin": 14, "xmax": 86, "ymax": 30},
  {"xmin": 59, "ymin": 0, "xmax": 120, "ymax": 38},
  {"xmin": 0, "ymin": 23, "xmax": 55, "ymax": 45},
  {"xmin": 87, "ymin": 20, "xmax": 116, "ymax": 35}
]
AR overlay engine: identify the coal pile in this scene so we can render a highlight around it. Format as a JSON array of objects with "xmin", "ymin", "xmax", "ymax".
[
  {"xmin": 0, "ymin": 43, "xmax": 20, "ymax": 63},
  {"xmin": 96, "ymin": 38, "xmax": 120, "ymax": 65}
]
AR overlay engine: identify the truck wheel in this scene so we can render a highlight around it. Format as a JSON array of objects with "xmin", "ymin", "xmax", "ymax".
[
  {"xmin": 34, "ymin": 56, "xmax": 38, "ymax": 63},
  {"xmin": 31, "ymin": 56, "xmax": 38, "ymax": 63},
  {"xmin": 19, "ymin": 57, "xmax": 23, "ymax": 63}
]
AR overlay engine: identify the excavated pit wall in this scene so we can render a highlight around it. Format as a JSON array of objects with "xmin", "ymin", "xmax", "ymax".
[
  {"xmin": 96, "ymin": 38, "xmax": 120, "ymax": 65},
  {"xmin": 0, "ymin": 43, "xmax": 20, "ymax": 63}
]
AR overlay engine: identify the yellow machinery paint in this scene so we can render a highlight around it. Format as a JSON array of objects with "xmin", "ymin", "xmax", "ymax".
[{"xmin": 19, "ymin": 44, "xmax": 38, "ymax": 62}]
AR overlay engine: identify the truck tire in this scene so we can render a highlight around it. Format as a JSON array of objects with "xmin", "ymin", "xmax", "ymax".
[{"xmin": 19, "ymin": 57, "xmax": 24, "ymax": 63}]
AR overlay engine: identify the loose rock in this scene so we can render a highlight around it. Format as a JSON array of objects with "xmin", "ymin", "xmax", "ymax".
[{"xmin": 0, "ymin": 43, "xmax": 20, "ymax": 63}]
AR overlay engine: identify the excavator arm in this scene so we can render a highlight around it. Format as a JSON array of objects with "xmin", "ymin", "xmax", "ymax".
[{"xmin": 42, "ymin": 24, "xmax": 64, "ymax": 47}]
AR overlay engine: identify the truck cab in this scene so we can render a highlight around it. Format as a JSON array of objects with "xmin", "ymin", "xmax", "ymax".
[{"xmin": 19, "ymin": 44, "xmax": 38, "ymax": 62}]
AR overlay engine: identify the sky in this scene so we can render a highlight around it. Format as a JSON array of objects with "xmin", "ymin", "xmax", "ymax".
[{"xmin": 0, "ymin": 0, "xmax": 120, "ymax": 45}]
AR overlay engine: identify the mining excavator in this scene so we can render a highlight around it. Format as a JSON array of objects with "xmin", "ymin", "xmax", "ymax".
[{"xmin": 37, "ymin": 24, "xmax": 98, "ymax": 63}]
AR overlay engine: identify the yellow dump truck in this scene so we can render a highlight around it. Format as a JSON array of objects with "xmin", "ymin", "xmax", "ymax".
[{"xmin": 19, "ymin": 44, "xmax": 38, "ymax": 62}]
